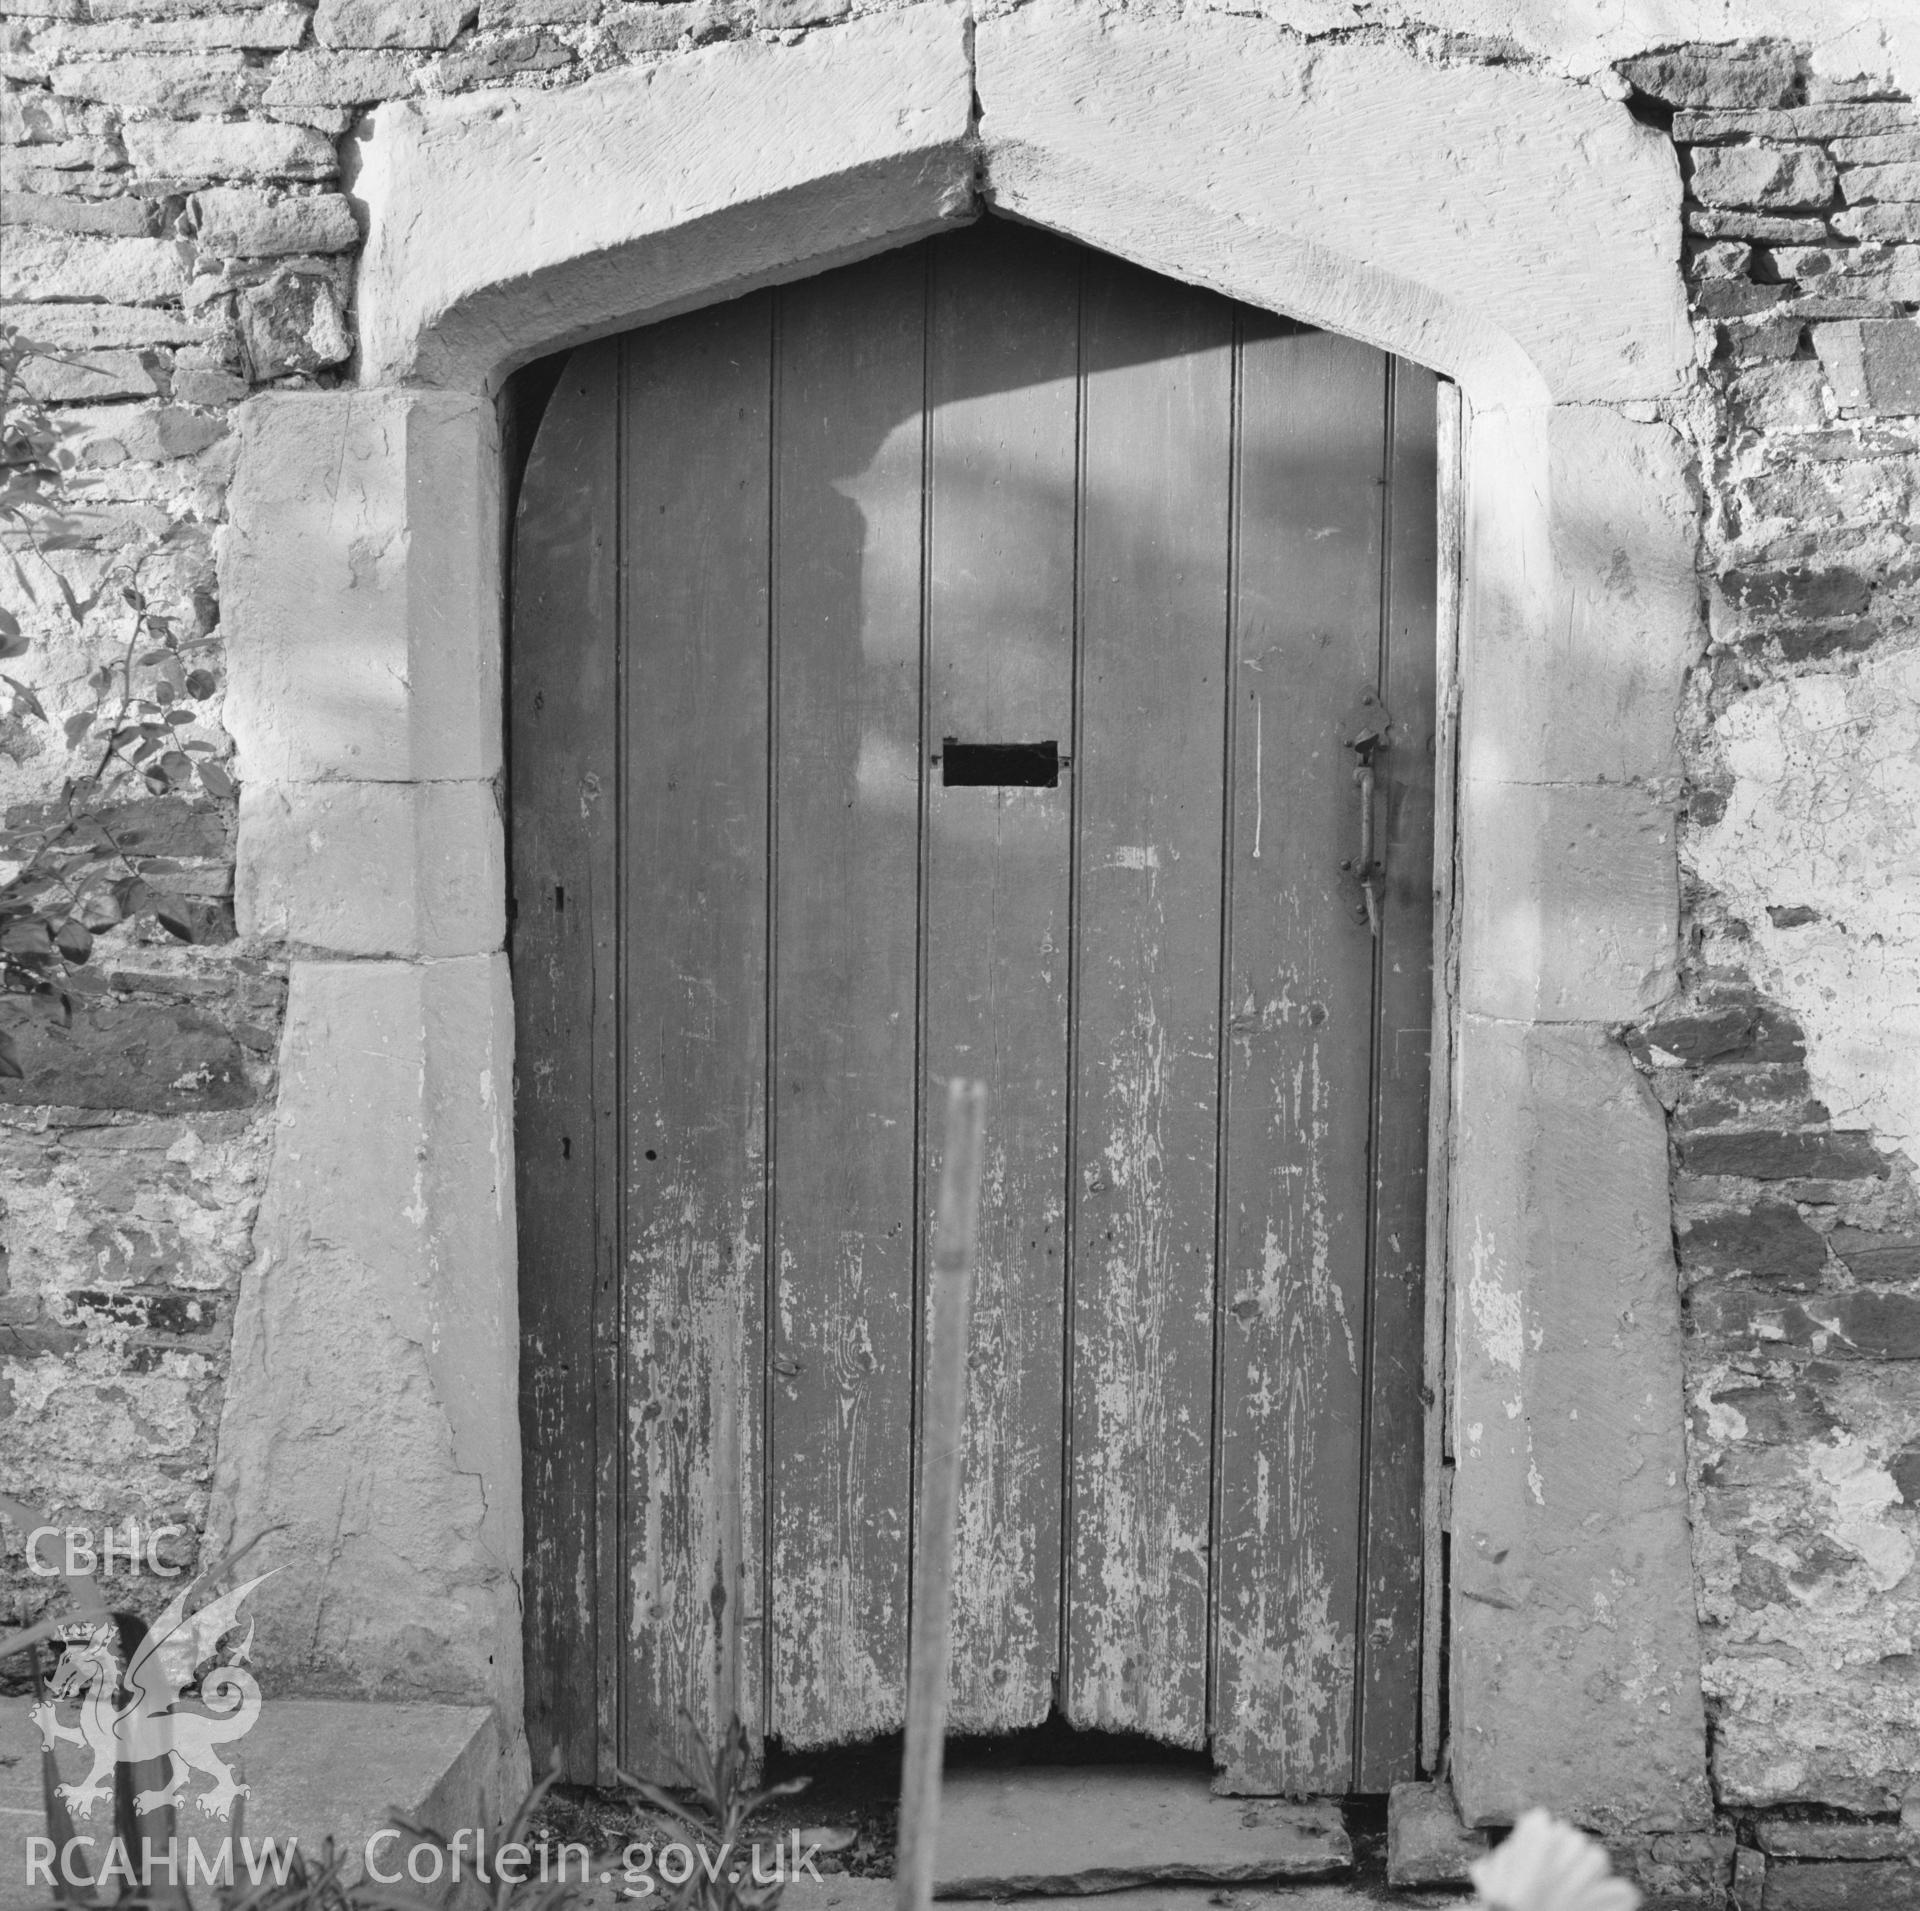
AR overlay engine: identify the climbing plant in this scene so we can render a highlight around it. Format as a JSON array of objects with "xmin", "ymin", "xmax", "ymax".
[{"xmin": 0, "ymin": 324, "xmax": 236, "ymax": 1075}]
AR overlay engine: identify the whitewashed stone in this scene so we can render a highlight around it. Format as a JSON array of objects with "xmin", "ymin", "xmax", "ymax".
[
  {"xmin": 261, "ymin": 103, "xmax": 356, "ymax": 134},
  {"xmin": 1689, "ymin": 646, "xmax": 1920, "ymax": 1168},
  {"xmin": 50, "ymin": 51, "xmax": 266, "ymax": 112},
  {"xmin": 1844, "ymin": 159, "xmax": 1920, "ymax": 201},
  {"xmin": 423, "ymin": 27, "xmax": 570, "ymax": 88},
  {"xmin": 192, "ymin": 186, "xmax": 358, "ymax": 256},
  {"xmin": 1691, "ymin": 142, "xmax": 1837, "ymax": 209},
  {"xmin": 263, "ymin": 47, "xmax": 416, "ymax": 102},
  {"xmin": 0, "ymin": 228, "xmax": 187, "ymax": 303},
  {"xmin": 123, "ymin": 116, "xmax": 337, "ymax": 182},
  {"xmin": 0, "ymin": 299, "xmax": 219, "ymax": 346},
  {"xmin": 315, "ymin": 0, "xmax": 473, "ymax": 48},
  {"xmin": 35, "ymin": 5, "xmax": 308, "ymax": 51},
  {"xmin": 480, "ymin": 0, "xmax": 593, "ymax": 26},
  {"xmin": 0, "ymin": 190, "xmax": 156, "ymax": 236},
  {"xmin": 1832, "ymin": 132, "xmax": 1920, "ymax": 163},
  {"xmin": 20, "ymin": 350, "xmax": 161, "ymax": 400},
  {"xmin": 0, "ymin": 86, "xmax": 104, "ymax": 139},
  {"xmin": 235, "ymin": 267, "xmax": 351, "ymax": 374}
]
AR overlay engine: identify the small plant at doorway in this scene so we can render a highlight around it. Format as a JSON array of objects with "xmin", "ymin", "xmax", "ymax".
[
  {"xmin": 1469, "ymin": 1810, "xmax": 1640, "ymax": 1911},
  {"xmin": 0, "ymin": 325, "xmax": 237, "ymax": 1073},
  {"xmin": 618, "ymin": 1714, "xmax": 810, "ymax": 1911}
]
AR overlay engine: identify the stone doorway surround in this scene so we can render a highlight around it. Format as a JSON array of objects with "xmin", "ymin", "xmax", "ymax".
[{"xmin": 208, "ymin": 0, "xmax": 1712, "ymax": 1840}]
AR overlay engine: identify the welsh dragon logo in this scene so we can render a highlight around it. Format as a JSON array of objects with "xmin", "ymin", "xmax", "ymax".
[{"xmin": 31, "ymin": 1571, "xmax": 277, "ymax": 1822}]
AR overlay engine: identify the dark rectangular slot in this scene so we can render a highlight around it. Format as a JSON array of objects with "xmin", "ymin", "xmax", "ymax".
[{"xmin": 940, "ymin": 738, "xmax": 1061, "ymax": 787}]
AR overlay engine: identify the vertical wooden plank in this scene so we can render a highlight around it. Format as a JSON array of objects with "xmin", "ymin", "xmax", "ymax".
[
  {"xmin": 923, "ymin": 222, "xmax": 1078, "ymax": 1735},
  {"xmin": 769, "ymin": 249, "xmax": 927, "ymax": 1748},
  {"xmin": 1213, "ymin": 329, "xmax": 1386, "ymax": 1795},
  {"xmin": 1066, "ymin": 257, "xmax": 1232, "ymax": 1747},
  {"xmin": 1357, "ymin": 361, "xmax": 1439, "ymax": 1789},
  {"xmin": 511, "ymin": 340, "xmax": 620, "ymax": 1784},
  {"xmin": 621, "ymin": 297, "xmax": 772, "ymax": 1779},
  {"xmin": 1421, "ymin": 380, "xmax": 1465, "ymax": 1777}
]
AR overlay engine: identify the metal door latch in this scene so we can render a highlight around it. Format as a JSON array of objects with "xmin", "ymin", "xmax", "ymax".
[{"xmin": 1340, "ymin": 722, "xmax": 1385, "ymax": 935}]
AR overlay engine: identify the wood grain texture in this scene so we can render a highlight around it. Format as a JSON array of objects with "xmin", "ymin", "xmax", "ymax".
[
  {"xmin": 768, "ymin": 251, "xmax": 927, "ymax": 1748},
  {"xmin": 1066, "ymin": 256, "xmax": 1233, "ymax": 1747},
  {"xmin": 511, "ymin": 338, "xmax": 621, "ymax": 1784},
  {"xmin": 1356, "ymin": 360, "xmax": 1439, "ymax": 1790},
  {"xmin": 620, "ymin": 300, "xmax": 772, "ymax": 1779},
  {"xmin": 1212, "ymin": 329, "xmax": 1386, "ymax": 1795},
  {"xmin": 923, "ymin": 222, "xmax": 1078, "ymax": 1734}
]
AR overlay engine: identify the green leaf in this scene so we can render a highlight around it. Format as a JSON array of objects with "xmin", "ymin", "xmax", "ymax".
[
  {"xmin": 198, "ymin": 761, "xmax": 235, "ymax": 800},
  {"xmin": 0, "ymin": 919, "xmax": 55, "ymax": 957},
  {"xmin": 0, "ymin": 1030, "xmax": 21, "ymax": 1081},
  {"xmin": 155, "ymin": 904, "xmax": 196, "ymax": 943},
  {"xmin": 62, "ymin": 709, "xmax": 93, "ymax": 748},
  {"xmin": 52, "ymin": 919, "xmax": 90, "ymax": 965},
  {"xmin": 2, "ymin": 675, "xmax": 46, "ymax": 721},
  {"xmin": 184, "ymin": 668, "xmax": 216, "ymax": 698}
]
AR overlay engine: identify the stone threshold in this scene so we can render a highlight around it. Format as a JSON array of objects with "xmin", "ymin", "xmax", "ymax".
[{"xmin": 929, "ymin": 1767, "xmax": 1351, "ymax": 1898}]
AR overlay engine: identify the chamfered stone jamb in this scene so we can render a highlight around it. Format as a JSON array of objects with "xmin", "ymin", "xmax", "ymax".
[
  {"xmin": 237, "ymin": 778, "xmax": 505, "ymax": 958},
  {"xmin": 222, "ymin": 386, "xmax": 500, "ymax": 786},
  {"xmin": 1457, "ymin": 777, "xmax": 1680, "ymax": 1025},
  {"xmin": 207, "ymin": 955, "xmax": 522, "ymax": 1734},
  {"xmin": 1448, "ymin": 1013, "xmax": 1712, "ymax": 1835}
]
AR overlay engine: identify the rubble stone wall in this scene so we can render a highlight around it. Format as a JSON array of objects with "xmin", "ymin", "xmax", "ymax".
[{"xmin": 1612, "ymin": 37, "xmax": 1920, "ymax": 1889}]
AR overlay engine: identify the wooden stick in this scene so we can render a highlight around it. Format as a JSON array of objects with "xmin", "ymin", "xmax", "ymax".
[
  {"xmin": 1420, "ymin": 381, "xmax": 1465, "ymax": 1777},
  {"xmin": 896, "ymin": 1077, "xmax": 987, "ymax": 1911}
]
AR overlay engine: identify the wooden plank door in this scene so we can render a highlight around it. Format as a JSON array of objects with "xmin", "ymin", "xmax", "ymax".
[
  {"xmin": 510, "ymin": 220, "xmax": 1437, "ymax": 1793},
  {"xmin": 1210, "ymin": 334, "xmax": 1438, "ymax": 1794},
  {"xmin": 923, "ymin": 222, "xmax": 1079, "ymax": 1736},
  {"xmin": 768, "ymin": 250, "xmax": 925, "ymax": 1748},
  {"xmin": 1066, "ymin": 255, "xmax": 1232, "ymax": 1747}
]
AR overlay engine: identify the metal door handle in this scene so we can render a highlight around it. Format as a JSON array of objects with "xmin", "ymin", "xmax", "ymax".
[
  {"xmin": 1341, "ymin": 724, "xmax": 1384, "ymax": 936},
  {"xmin": 1354, "ymin": 763, "xmax": 1380, "ymax": 935}
]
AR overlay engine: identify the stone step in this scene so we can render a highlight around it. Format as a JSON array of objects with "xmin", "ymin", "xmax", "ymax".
[
  {"xmin": 931, "ymin": 1768, "xmax": 1350, "ymax": 1897},
  {"xmin": 0, "ymin": 1693, "xmax": 499, "ymax": 1907}
]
